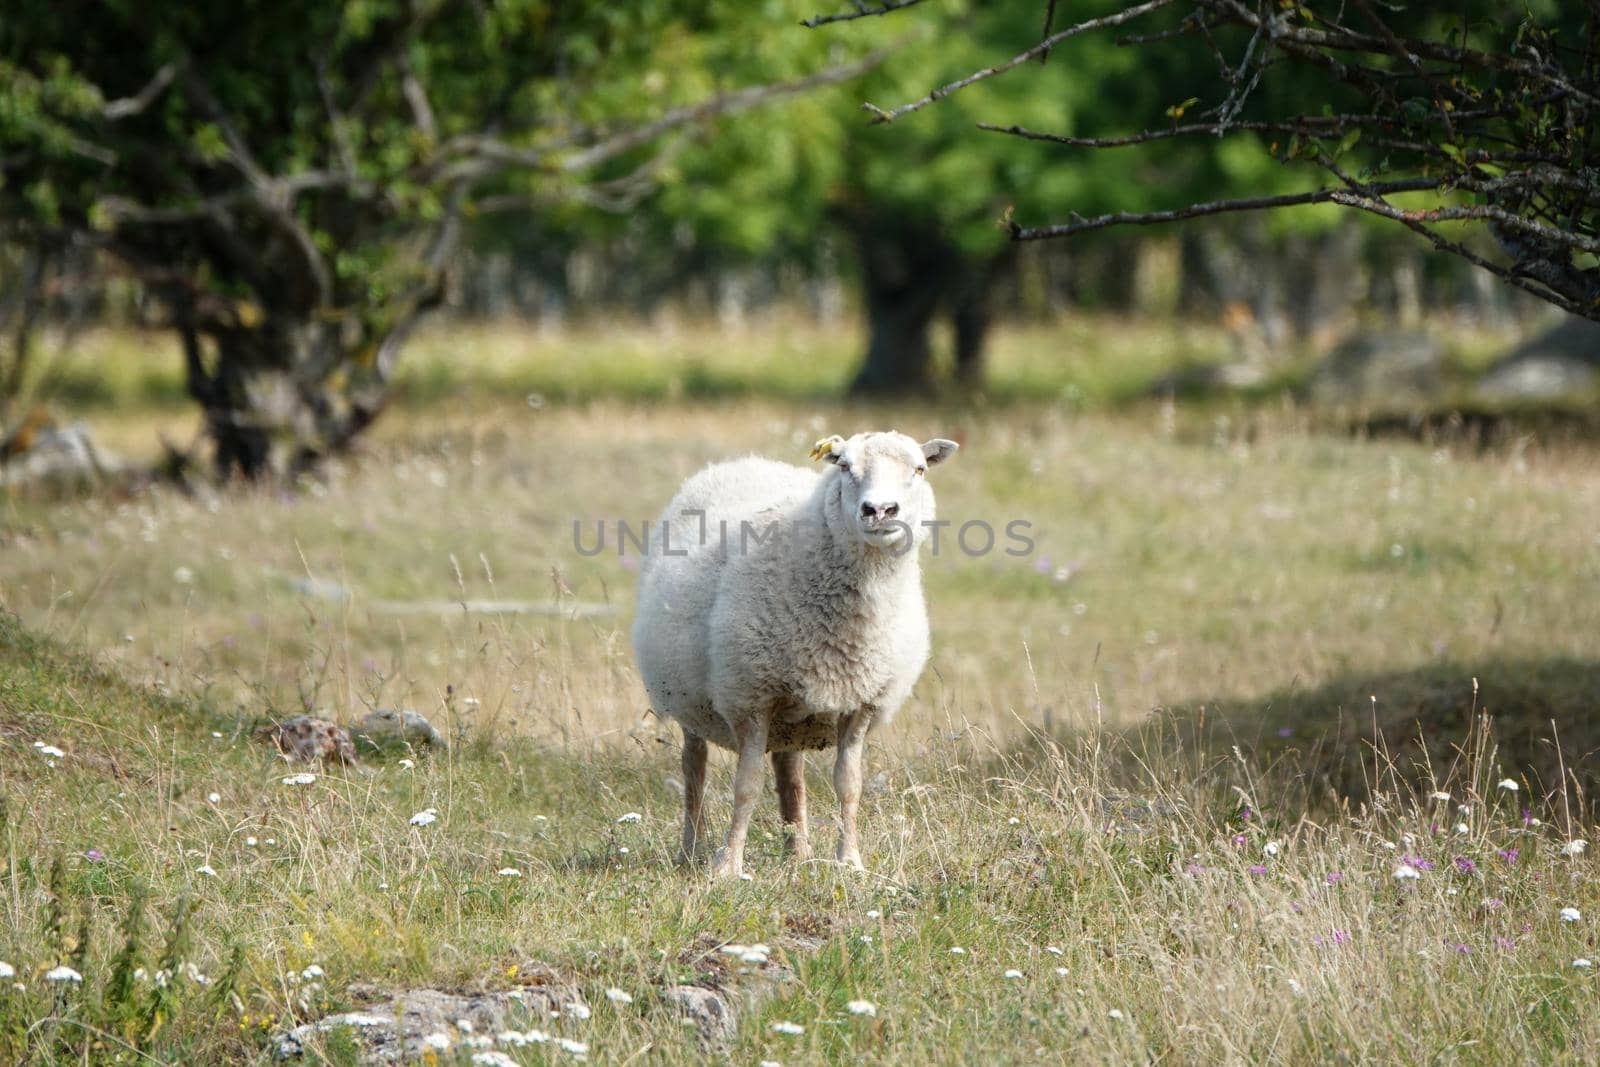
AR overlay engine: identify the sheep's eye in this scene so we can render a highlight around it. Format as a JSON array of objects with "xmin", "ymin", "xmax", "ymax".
[{"xmin": 914, "ymin": 466, "xmax": 927, "ymax": 477}]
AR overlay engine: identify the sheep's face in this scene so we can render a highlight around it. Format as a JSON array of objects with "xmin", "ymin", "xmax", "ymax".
[{"xmin": 811, "ymin": 431, "xmax": 958, "ymax": 552}]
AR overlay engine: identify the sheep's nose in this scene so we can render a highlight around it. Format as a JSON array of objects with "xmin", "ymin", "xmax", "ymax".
[{"xmin": 860, "ymin": 501, "xmax": 899, "ymax": 521}]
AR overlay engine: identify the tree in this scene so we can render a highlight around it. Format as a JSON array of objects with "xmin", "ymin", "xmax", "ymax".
[
  {"xmin": 815, "ymin": 0, "xmax": 1597, "ymax": 322},
  {"xmin": 0, "ymin": 1, "xmax": 874, "ymax": 478}
]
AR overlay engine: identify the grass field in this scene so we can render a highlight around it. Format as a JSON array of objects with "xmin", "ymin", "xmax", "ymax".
[{"xmin": 2, "ymin": 318, "xmax": 1599, "ymax": 1063}]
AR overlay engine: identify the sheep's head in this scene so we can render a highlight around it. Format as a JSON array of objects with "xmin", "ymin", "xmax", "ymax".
[{"xmin": 811, "ymin": 431, "xmax": 958, "ymax": 553}]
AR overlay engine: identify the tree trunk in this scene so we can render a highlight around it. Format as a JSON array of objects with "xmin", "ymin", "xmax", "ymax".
[
  {"xmin": 853, "ymin": 270, "xmax": 943, "ymax": 394},
  {"xmin": 849, "ymin": 215, "xmax": 949, "ymax": 395},
  {"xmin": 181, "ymin": 311, "xmax": 396, "ymax": 481}
]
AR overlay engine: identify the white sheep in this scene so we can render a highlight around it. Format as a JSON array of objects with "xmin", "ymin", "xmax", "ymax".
[{"xmin": 632, "ymin": 430, "xmax": 958, "ymax": 877}]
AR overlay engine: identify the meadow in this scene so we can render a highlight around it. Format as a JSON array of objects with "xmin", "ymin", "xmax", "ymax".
[{"xmin": 2, "ymin": 315, "xmax": 1599, "ymax": 1064}]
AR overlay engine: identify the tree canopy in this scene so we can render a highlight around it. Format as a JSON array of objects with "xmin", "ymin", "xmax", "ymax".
[
  {"xmin": 822, "ymin": 0, "xmax": 1598, "ymax": 321},
  {"xmin": 0, "ymin": 0, "xmax": 872, "ymax": 476}
]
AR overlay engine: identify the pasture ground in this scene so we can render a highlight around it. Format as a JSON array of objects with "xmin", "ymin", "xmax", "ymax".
[{"xmin": 2, "ymin": 317, "xmax": 1599, "ymax": 1063}]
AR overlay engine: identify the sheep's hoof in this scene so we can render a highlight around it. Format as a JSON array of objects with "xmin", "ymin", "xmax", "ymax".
[
  {"xmin": 709, "ymin": 848, "xmax": 743, "ymax": 880},
  {"xmin": 836, "ymin": 849, "xmax": 865, "ymax": 871}
]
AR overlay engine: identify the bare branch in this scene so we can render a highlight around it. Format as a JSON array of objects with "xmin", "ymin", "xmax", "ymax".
[
  {"xmin": 861, "ymin": 0, "xmax": 1174, "ymax": 123},
  {"xmin": 801, "ymin": 0, "xmax": 928, "ymax": 29},
  {"xmin": 103, "ymin": 62, "xmax": 181, "ymax": 121},
  {"xmin": 1008, "ymin": 178, "xmax": 1443, "ymax": 240}
]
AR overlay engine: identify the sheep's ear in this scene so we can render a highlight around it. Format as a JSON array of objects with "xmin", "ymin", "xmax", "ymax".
[
  {"xmin": 809, "ymin": 435, "xmax": 846, "ymax": 464},
  {"xmin": 922, "ymin": 438, "xmax": 959, "ymax": 466}
]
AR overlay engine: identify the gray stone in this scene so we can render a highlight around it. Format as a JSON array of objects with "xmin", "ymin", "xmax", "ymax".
[
  {"xmin": 662, "ymin": 985, "xmax": 739, "ymax": 1045},
  {"xmin": 0, "ymin": 420, "xmax": 119, "ymax": 488},
  {"xmin": 275, "ymin": 984, "xmax": 584, "ymax": 1063},
  {"xmin": 1479, "ymin": 317, "xmax": 1600, "ymax": 400},
  {"xmin": 1310, "ymin": 331, "xmax": 1443, "ymax": 403},
  {"xmin": 355, "ymin": 708, "xmax": 446, "ymax": 748}
]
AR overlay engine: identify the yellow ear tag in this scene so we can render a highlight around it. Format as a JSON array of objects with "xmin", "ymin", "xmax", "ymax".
[{"xmin": 809, "ymin": 437, "xmax": 837, "ymax": 461}]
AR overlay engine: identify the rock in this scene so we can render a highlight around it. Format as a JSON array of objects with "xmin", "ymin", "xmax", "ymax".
[
  {"xmin": 662, "ymin": 986, "xmax": 739, "ymax": 1045},
  {"xmin": 1310, "ymin": 330, "xmax": 1443, "ymax": 403},
  {"xmin": 0, "ymin": 417, "xmax": 120, "ymax": 489},
  {"xmin": 275, "ymin": 984, "xmax": 585, "ymax": 1062},
  {"xmin": 1478, "ymin": 317, "xmax": 1600, "ymax": 400},
  {"xmin": 1147, "ymin": 361, "xmax": 1269, "ymax": 398},
  {"xmin": 255, "ymin": 715, "xmax": 357, "ymax": 764},
  {"xmin": 355, "ymin": 708, "xmax": 445, "ymax": 748}
]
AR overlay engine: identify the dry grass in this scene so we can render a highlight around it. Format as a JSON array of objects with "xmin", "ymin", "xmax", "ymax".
[{"xmin": 2, "ymin": 321, "xmax": 1600, "ymax": 1063}]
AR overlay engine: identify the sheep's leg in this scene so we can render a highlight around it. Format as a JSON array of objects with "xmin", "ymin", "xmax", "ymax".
[
  {"xmin": 773, "ymin": 751, "xmax": 812, "ymax": 861},
  {"xmin": 711, "ymin": 715, "xmax": 769, "ymax": 879},
  {"xmin": 680, "ymin": 732, "xmax": 708, "ymax": 865},
  {"xmin": 832, "ymin": 711, "xmax": 872, "ymax": 870}
]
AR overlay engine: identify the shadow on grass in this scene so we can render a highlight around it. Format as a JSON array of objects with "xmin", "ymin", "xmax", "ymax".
[{"xmin": 1154, "ymin": 656, "xmax": 1600, "ymax": 811}]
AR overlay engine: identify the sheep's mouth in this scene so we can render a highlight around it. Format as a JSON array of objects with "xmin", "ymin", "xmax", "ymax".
[{"xmin": 859, "ymin": 522, "xmax": 909, "ymax": 550}]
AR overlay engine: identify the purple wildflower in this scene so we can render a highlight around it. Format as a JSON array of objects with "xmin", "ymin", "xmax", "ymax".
[
  {"xmin": 1277, "ymin": 727, "xmax": 1293, "ymax": 738},
  {"xmin": 1232, "ymin": 834, "xmax": 1247, "ymax": 848},
  {"xmin": 1497, "ymin": 847, "xmax": 1519, "ymax": 866},
  {"xmin": 1248, "ymin": 864, "xmax": 1268, "ymax": 875},
  {"xmin": 1495, "ymin": 937, "xmax": 1515, "ymax": 951},
  {"xmin": 1452, "ymin": 942, "xmax": 1472, "ymax": 955},
  {"xmin": 1325, "ymin": 871, "xmax": 1344, "ymax": 885},
  {"xmin": 1185, "ymin": 862, "xmax": 1206, "ymax": 876},
  {"xmin": 1522, "ymin": 808, "xmax": 1534, "ymax": 828},
  {"xmin": 1454, "ymin": 856, "xmax": 1477, "ymax": 874},
  {"xmin": 1332, "ymin": 929, "xmax": 1352, "ymax": 945},
  {"xmin": 1401, "ymin": 855, "xmax": 1436, "ymax": 871},
  {"xmin": 85, "ymin": 849, "xmax": 104, "ymax": 863}
]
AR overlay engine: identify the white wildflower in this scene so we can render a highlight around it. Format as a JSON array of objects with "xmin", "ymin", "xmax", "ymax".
[
  {"xmin": 398, "ymin": 759, "xmax": 416, "ymax": 770},
  {"xmin": 301, "ymin": 965, "xmax": 324, "ymax": 981},
  {"xmin": 409, "ymin": 808, "xmax": 438, "ymax": 827},
  {"xmin": 1055, "ymin": 966, "xmax": 1069, "ymax": 976},
  {"xmin": 246, "ymin": 837, "xmax": 258, "ymax": 847},
  {"xmin": 1429, "ymin": 791, "xmax": 1452, "ymax": 801},
  {"xmin": 195, "ymin": 864, "xmax": 218, "ymax": 878},
  {"xmin": 207, "ymin": 792, "xmax": 221, "ymax": 803},
  {"xmin": 615, "ymin": 812, "xmax": 642, "ymax": 824},
  {"xmin": 770, "ymin": 1021, "xmax": 805, "ymax": 1036},
  {"xmin": 1561, "ymin": 907, "xmax": 1582, "ymax": 923},
  {"xmin": 1393, "ymin": 864, "xmax": 1422, "ymax": 881},
  {"xmin": 173, "ymin": 566, "xmax": 195, "ymax": 584},
  {"xmin": 180, "ymin": 962, "xmax": 210, "ymax": 985},
  {"xmin": 497, "ymin": 868, "xmax": 521, "ymax": 877},
  {"xmin": 1046, "ymin": 945, "xmax": 1063, "ymax": 956},
  {"xmin": 455, "ymin": 1018, "xmax": 474, "ymax": 1033},
  {"xmin": 866, "ymin": 910, "xmax": 881, "ymax": 919},
  {"xmin": 1497, "ymin": 779, "xmax": 1520, "ymax": 793},
  {"xmin": 1003, "ymin": 969, "xmax": 1024, "ymax": 979},
  {"xmin": 949, "ymin": 946, "xmax": 966, "ymax": 955},
  {"xmin": 472, "ymin": 1053, "xmax": 518, "ymax": 1067},
  {"xmin": 1563, "ymin": 840, "xmax": 1588, "ymax": 856},
  {"xmin": 1575, "ymin": 958, "xmax": 1594, "ymax": 969},
  {"xmin": 1007, "ymin": 817, "xmax": 1021, "ymax": 825},
  {"xmin": 422, "ymin": 1032, "xmax": 451, "ymax": 1051},
  {"xmin": 1107, "ymin": 1008, "xmax": 1125, "ymax": 1020},
  {"xmin": 605, "ymin": 988, "xmax": 633, "ymax": 1005},
  {"xmin": 555, "ymin": 1037, "xmax": 588, "ymax": 1057},
  {"xmin": 281, "ymin": 773, "xmax": 317, "ymax": 786},
  {"xmin": 44, "ymin": 966, "xmax": 83, "ymax": 983},
  {"xmin": 1263, "ymin": 841, "xmax": 1280, "ymax": 857},
  {"xmin": 1454, "ymin": 824, "xmax": 1469, "ymax": 835},
  {"xmin": 565, "ymin": 1003, "xmax": 591, "ymax": 1021},
  {"xmin": 845, "ymin": 999, "xmax": 876, "ymax": 1017},
  {"xmin": 0, "ymin": 963, "xmax": 12, "ymax": 979}
]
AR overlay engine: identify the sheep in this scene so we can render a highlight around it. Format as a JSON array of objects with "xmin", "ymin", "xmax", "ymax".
[{"xmin": 632, "ymin": 430, "xmax": 959, "ymax": 877}]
